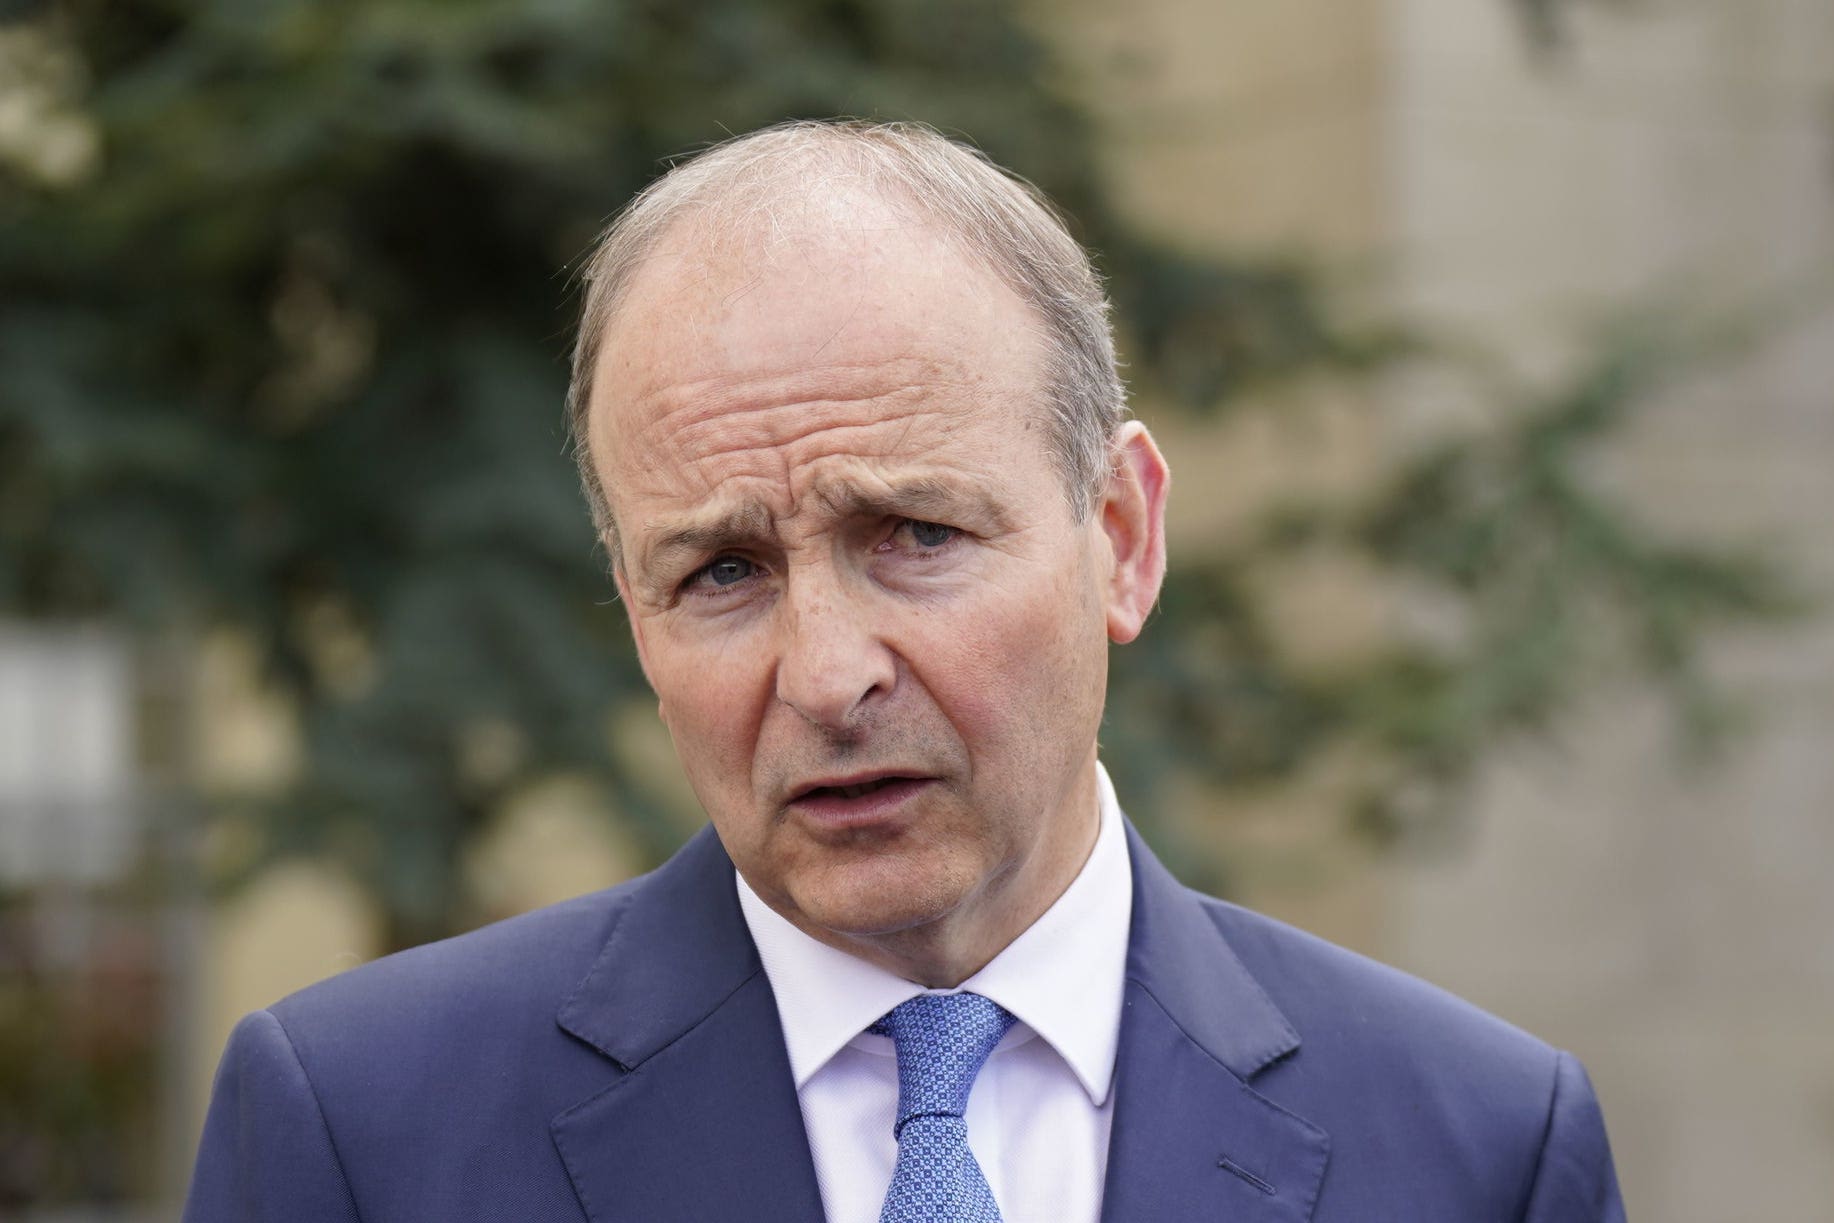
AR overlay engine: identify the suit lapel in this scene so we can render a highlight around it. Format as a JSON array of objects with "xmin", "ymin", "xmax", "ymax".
[
  {"xmin": 549, "ymin": 828, "xmax": 824, "ymax": 1223},
  {"xmin": 544, "ymin": 821, "xmax": 1328, "ymax": 1222},
  {"xmin": 1100, "ymin": 825, "xmax": 1331, "ymax": 1222}
]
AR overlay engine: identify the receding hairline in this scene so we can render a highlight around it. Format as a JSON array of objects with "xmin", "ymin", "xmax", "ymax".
[
  {"xmin": 584, "ymin": 188, "xmax": 1058, "ymax": 485},
  {"xmin": 589, "ymin": 171, "xmax": 1029, "ymax": 394},
  {"xmin": 567, "ymin": 119, "xmax": 1129, "ymax": 566},
  {"xmin": 576, "ymin": 123, "xmax": 1067, "ymax": 404}
]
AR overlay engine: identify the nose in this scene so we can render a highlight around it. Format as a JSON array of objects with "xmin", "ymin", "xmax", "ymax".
[{"xmin": 773, "ymin": 573, "xmax": 895, "ymax": 733}]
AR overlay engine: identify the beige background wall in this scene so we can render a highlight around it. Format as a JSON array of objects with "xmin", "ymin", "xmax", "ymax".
[
  {"xmin": 1046, "ymin": 0, "xmax": 1834, "ymax": 1218},
  {"xmin": 1386, "ymin": 2, "xmax": 1834, "ymax": 1219}
]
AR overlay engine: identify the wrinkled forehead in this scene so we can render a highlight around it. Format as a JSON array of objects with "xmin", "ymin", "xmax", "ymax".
[
  {"xmin": 611, "ymin": 199, "xmax": 1027, "ymax": 395},
  {"xmin": 586, "ymin": 192, "xmax": 1054, "ymax": 480}
]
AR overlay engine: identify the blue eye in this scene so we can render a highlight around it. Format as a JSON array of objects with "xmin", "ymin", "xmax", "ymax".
[
  {"xmin": 702, "ymin": 557, "xmax": 754, "ymax": 587},
  {"xmin": 905, "ymin": 520, "xmax": 955, "ymax": 548}
]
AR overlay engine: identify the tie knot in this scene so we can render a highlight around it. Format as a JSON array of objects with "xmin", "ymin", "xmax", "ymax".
[{"xmin": 872, "ymin": 993, "xmax": 1016, "ymax": 1132}]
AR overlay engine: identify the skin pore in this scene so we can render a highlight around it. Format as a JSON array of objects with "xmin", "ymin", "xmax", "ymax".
[{"xmin": 588, "ymin": 186, "xmax": 1167, "ymax": 987}]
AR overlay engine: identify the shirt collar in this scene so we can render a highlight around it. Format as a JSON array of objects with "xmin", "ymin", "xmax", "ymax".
[{"xmin": 736, "ymin": 763, "xmax": 1133, "ymax": 1107}]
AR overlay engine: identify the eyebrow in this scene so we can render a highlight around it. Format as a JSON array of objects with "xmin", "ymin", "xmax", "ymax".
[
  {"xmin": 632, "ymin": 473, "xmax": 1015, "ymax": 584},
  {"xmin": 637, "ymin": 501, "xmax": 776, "ymax": 581},
  {"xmin": 810, "ymin": 474, "xmax": 1012, "ymax": 530}
]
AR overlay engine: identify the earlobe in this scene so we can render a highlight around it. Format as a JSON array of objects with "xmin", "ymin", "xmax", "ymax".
[{"xmin": 1100, "ymin": 422, "xmax": 1170, "ymax": 644}]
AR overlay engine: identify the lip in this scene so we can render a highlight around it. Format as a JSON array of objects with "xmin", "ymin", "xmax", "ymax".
[{"xmin": 784, "ymin": 772, "xmax": 937, "ymax": 828}]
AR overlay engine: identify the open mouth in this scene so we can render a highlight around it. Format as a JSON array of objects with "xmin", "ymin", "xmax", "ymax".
[
  {"xmin": 786, "ymin": 774, "xmax": 937, "ymax": 821},
  {"xmin": 796, "ymin": 776, "xmax": 915, "ymax": 802}
]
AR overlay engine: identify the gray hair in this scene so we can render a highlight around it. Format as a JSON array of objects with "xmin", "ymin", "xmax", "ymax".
[{"xmin": 566, "ymin": 119, "xmax": 1128, "ymax": 558}]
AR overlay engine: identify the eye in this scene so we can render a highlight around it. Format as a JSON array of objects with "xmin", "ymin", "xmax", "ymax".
[
  {"xmin": 690, "ymin": 556, "xmax": 757, "ymax": 590},
  {"xmin": 899, "ymin": 519, "xmax": 957, "ymax": 549}
]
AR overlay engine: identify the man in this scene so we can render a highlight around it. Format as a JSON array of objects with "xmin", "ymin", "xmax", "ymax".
[{"xmin": 185, "ymin": 120, "xmax": 1625, "ymax": 1222}]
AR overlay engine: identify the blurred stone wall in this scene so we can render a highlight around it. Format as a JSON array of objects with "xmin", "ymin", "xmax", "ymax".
[
  {"xmin": 1044, "ymin": 0, "xmax": 1834, "ymax": 1217},
  {"xmin": 1385, "ymin": 3, "xmax": 1834, "ymax": 1219}
]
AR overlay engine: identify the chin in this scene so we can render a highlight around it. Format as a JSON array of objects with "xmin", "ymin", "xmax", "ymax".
[{"xmin": 787, "ymin": 851, "xmax": 983, "ymax": 940}]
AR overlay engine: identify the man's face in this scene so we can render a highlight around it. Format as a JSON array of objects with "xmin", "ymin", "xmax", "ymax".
[{"xmin": 587, "ymin": 197, "xmax": 1155, "ymax": 979}]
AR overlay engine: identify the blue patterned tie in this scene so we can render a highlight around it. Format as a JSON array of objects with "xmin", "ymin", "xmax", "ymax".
[{"xmin": 871, "ymin": 992, "xmax": 1018, "ymax": 1223}]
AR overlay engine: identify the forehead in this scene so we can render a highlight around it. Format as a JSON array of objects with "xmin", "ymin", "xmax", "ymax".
[
  {"xmin": 600, "ymin": 192, "xmax": 1039, "ymax": 416},
  {"xmin": 586, "ymin": 194, "xmax": 1057, "ymax": 550}
]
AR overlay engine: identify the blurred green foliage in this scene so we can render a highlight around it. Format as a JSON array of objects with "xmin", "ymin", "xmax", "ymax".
[
  {"xmin": 1510, "ymin": 0, "xmax": 1642, "ymax": 52},
  {"xmin": 0, "ymin": 0, "xmax": 1796, "ymax": 949},
  {"xmin": 1102, "ymin": 311, "xmax": 1801, "ymax": 887},
  {"xmin": 0, "ymin": 897, "xmax": 160, "ymax": 1206}
]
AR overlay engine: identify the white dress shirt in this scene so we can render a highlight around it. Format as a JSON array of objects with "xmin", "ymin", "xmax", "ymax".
[{"xmin": 736, "ymin": 763, "xmax": 1133, "ymax": 1223}]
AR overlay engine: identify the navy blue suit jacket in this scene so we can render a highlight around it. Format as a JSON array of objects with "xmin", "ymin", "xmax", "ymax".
[{"xmin": 185, "ymin": 822, "xmax": 1625, "ymax": 1221}]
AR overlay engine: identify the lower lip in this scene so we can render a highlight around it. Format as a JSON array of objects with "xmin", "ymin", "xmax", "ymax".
[{"xmin": 787, "ymin": 778, "xmax": 935, "ymax": 828}]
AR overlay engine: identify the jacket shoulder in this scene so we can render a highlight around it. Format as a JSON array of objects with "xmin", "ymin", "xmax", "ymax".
[
  {"xmin": 271, "ymin": 879, "xmax": 637, "ymax": 1039},
  {"xmin": 255, "ymin": 872, "xmax": 662, "ymax": 1122},
  {"xmin": 1196, "ymin": 893, "xmax": 1571, "ymax": 1209},
  {"xmin": 1208, "ymin": 893, "xmax": 1553, "ymax": 1051}
]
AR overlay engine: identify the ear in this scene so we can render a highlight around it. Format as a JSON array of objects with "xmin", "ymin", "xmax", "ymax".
[{"xmin": 1099, "ymin": 421, "xmax": 1170, "ymax": 644}]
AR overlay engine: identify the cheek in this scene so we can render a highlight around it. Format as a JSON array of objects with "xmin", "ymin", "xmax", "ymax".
[
  {"xmin": 648, "ymin": 636, "xmax": 772, "ymax": 792},
  {"xmin": 913, "ymin": 564, "xmax": 1106, "ymax": 756}
]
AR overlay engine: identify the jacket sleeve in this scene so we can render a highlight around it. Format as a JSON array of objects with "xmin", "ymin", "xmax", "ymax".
[
  {"xmin": 182, "ymin": 1008, "xmax": 362, "ymax": 1223},
  {"xmin": 1520, "ymin": 1050, "xmax": 1627, "ymax": 1223}
]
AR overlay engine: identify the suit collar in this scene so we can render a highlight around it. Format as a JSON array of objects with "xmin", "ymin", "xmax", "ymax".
[
  {"xmin": 1121, "ymin": 821, "xmax": 1301, "ymax": 1079},
  {"xmin": 1099, "ymin": 822, "xmax": 1330, "ymax": 1222},
  {"xmin": 549, "ymin": 818, "xmax": 1329, "ymax": 1223},
  {"xmin": 555, "ymin": 824, "xmax": 760, "ymax": 1068},
  {"xmin": 550, "ymin": 826, "xmax": 825, "ymax": 1223},
  {"xmin": 553, "ymin": 803, "xmax": 1303, "ymax": 1080}
]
